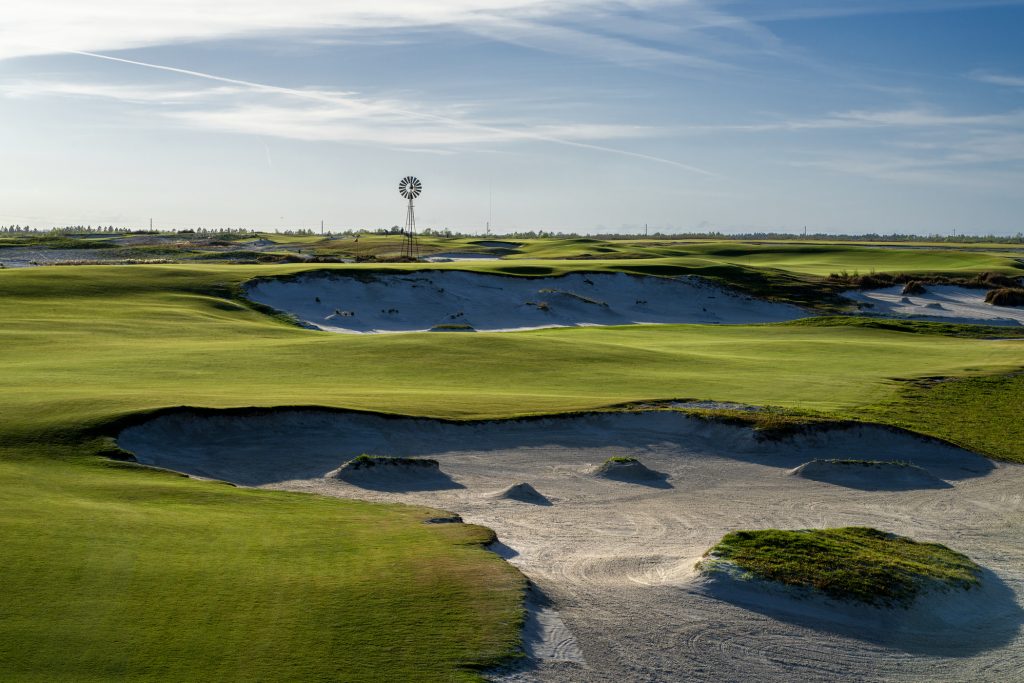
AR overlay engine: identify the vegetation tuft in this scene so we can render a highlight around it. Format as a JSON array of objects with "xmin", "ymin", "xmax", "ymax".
[
  {"xmin": 698, "ymin": 527, "xmax": 980, "ymax": 607},
  {"xmin": 344, "ymin": 454, "xmax": 440, "ymax": 470},
  {"xmin": 985, "ymin": 287, "xmax": 1024, "ymax": 307}
]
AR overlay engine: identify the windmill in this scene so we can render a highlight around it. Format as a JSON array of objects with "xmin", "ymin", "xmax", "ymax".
[{"xmin": 398, "ymin": 176, "xmax": 422, "ymax": 260}]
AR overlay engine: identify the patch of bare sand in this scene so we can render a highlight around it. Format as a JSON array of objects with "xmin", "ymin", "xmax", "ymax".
[{"xmin": 119, "ymin": 411, "xmax": 1024, "ymax": 682}]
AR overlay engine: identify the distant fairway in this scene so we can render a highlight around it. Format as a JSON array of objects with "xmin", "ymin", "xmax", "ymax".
[
  {"xmin": 312, "ymin": 235, "xmax": 1022, "ymax": 276},
  {"xmin": 2, "ymin": 263, "xmax": 1023, "ymax": 445}
]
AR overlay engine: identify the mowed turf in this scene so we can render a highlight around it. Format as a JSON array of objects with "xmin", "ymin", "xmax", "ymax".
[
  {"xmin": 0, "ymin": 456, "xmax": 522, "ymax": 682},
  {"xmin": 1, "ymin": 262, "xmax": 1023, "ymax": 681},
  {"xmin": 3, "ymin": 265, "xmax": 1024, "ymax": 437},
  {"xmin": 212, "ymin": 233, "xmax": 1023, "ymax": 277}
]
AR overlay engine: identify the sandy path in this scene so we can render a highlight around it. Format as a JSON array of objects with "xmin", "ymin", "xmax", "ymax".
[{"xmin": 119, "ymin": 411, "xmax": 1024, "ymax": 682}]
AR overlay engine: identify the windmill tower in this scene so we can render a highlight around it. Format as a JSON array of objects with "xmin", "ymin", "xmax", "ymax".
[{"xmin": 398, "ymin": 176, "xmax": 422, "ymax": 260}]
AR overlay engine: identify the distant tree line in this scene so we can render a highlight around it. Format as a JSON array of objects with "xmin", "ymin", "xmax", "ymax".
[{"xmin": 2, "ymin": 224, "xmax": 1022, "ymax": 243}]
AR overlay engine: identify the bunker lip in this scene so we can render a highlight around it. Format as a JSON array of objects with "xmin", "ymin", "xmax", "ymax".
[
  {"xmin": 242, "ymin": 269, "xmax": 810, "ymax": 333},
  {"xmin": 115, "ymin": 406, "xmax": 1022, "ymax": 681}
]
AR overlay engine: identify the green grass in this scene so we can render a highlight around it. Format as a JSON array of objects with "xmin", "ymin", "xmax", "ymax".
[
  {"xmin": 784, "ymin": 315, "xmax": 1024, "ymax": 339},
  {"xmin": 0, "ymin": 454, "xmax": 522, "ymax": 682},
  {"xmin": 1, "ymin": 260, "xmax": 1022, "ymax": 679},
  {"xmin": 857, "ymin": 372, "xmax": 1024, "ymax": 463},
  {"xmin": 2, "ymin": 265, "xmax": 1023, "ymax": 442},
  {"xmin": 698, "ymin": 527, "xmax": 980, "ymax": 607}
]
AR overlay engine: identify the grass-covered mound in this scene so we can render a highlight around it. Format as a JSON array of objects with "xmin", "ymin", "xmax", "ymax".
[
  {"xmin": 698, "ymin": 527, "xmax": 980, "ymax": 607},
  {"xmin": 337, "ymin": 454, "xmax": 440, "ymax": 472},
  {"xmin": 593, "ymin": 456, "xmax": 670, "ymax": 487},
  {"xmin": 985, "ymin": 287, "xmax": 1024, "ymax": 307},
  {"xmin": 598, "ymin": 456, "xmax": 639, "ymax": 467}
]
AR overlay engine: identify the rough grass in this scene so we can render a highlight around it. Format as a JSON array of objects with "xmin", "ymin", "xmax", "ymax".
[
  {"xmin": 784, "ymin": 315, "xmax": 1024, "ymax": 339},
  {"xmin": 858, "ymin": 372, "xmax": 1024, "ymax": 463},
  {"xmin": 698, "ymin": 527, "xmax": 980, "ymax": 607},
  {"xmin": 985, "ymin": 287, "xmax": 1024, "ymax": 307}
]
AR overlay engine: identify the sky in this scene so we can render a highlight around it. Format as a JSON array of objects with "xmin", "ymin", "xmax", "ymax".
[{"xmin": 1, "ymin": 1, "xmax": 1022, "ymax": 235}]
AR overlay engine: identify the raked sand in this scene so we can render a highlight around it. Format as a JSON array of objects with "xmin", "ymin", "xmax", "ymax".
[
  {"xmin": 244, "ymin": 271, "xmax": 809, "ymax": 333},
  {"xmin": 119, "ymin": 410, "xmax": 1024, "ymax": 683},
  {"xmin": 845, "ymin": 285, "xmax": 1024, "ymax": 326}
]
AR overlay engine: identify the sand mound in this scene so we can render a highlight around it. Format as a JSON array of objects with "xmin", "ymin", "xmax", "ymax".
[
  {"xmin": 325, "ymin": 455, "xmax": 463, "ymax": 492},
  {"xmin": 788, "ymin": 459, "xmax": 950, "ymax": 490},
  {"xmin": 244, "ymin": 271, "xmax": 808, "ymax": 333},
  {"xmin": 593, "ymin": 458, "xmax": 670, "ymax": 487},
  {"xmin": 492, "ymin": 482, "xmax": 551, "ymax": 505},
  {"xmin": 843, "ymin": 285, "xmax": 1024, "ymax": 325}
]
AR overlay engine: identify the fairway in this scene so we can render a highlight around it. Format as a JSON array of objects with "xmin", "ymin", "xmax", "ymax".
[{"xmin": 2, "ymin": 265, "xmax": 1023, "ymax": 435}]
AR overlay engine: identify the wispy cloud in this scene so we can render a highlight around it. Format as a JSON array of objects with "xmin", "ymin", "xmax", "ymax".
[
  {"xmin": 970, "ymin": 70, "xmax": 1024, "ymax": 90},
  {"xmin": 1, "ymin": 52, "xmax": 714, "ymax": 175},
  {"xmin": 684, "ymin": 108, "xmax": 1024, "ymax": 133},
  {"xmin": 0, "ymin": 1, "xmax": 676, "ymax": 63}
]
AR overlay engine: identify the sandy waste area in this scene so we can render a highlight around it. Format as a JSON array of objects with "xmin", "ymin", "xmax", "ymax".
[
  {"xmin": 244, "ymin": 271, "xmax": 809, "ymax": 333},
  {"xmin": 845, "ymin": 285, "xmax": 1024, "ymax": 326},
  {"xmin": 120, "ymin": 410, "xmax": 1024, "ymax": 682}
]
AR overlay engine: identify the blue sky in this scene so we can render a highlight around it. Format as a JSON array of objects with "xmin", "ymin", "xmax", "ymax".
[{"xmin": 1, "ymin": 1, "xmax": 1022, "ymax": 234}]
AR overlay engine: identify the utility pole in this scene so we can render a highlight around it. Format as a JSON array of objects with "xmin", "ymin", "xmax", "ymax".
[
  {"xmin": 644, "ymin": 223, "xmax": 648, "ymax": 237},
  {"xmin": 149, "ymin": 218, "xmax": 153, "ymax": 230},
  {"xmin": 321, "ymin": 220, "xmax": 324, "ymax": 235}
]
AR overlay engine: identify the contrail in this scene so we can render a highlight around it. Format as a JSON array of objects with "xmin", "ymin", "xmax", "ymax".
[{"xmin": 68, "ymin": 50, "xmax": 717, "ymax": 177}]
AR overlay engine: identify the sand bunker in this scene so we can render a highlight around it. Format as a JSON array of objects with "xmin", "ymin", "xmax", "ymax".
[
  {"xmin": 118, "ymin": 409, "xmax": 1023, "ymax": 682},
  {"xmin": 244, "ymin": 271, "xmax": 808, "ymax": 333},
  {"xmin": 789, "ymin": 459, "xmax": 950, "ymax": 490},
  {"xmin": 845, "ymin": 285, "xmax": 1024, "ymax": 326}
]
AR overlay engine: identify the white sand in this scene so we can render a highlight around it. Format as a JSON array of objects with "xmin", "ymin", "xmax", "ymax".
[
  {"xmin": 845, "ymin": 285, "xmax": 1024, "ymax": 326},
  {"xmin": 423, "ymin": 253, "xmax": 502, "ymax": 262},
  {"xmin": 119, "ymin": 410, "xmax": 1024, "ymax": 682},
  {"xmin": 788, "ymin": 459, "xmax": 950, "ymax": 490},
  {"xmin": 244, "ymin": 271, "xmax": 808, "ymax": 333}
]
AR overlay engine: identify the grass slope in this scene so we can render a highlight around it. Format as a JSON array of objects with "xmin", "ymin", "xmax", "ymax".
[
  {"xmin": 699, "ymin": 527, "xmax": 980, "ymax": 607},
  {"xmin": 858, "ymin": 372, "xmax": 1024, "ymax": 463},
  {"xmin": 0, "ymin": 455, "xmax": 522, "ymax": 682}
]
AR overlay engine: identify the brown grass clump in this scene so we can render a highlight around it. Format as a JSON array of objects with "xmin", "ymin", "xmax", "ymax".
[
  {"xmin": 901, "ymin": 281, "xmax": 927, "ymax": 295},
  {"xmin": 985, "ymin": 288, "xmax": 1024, "ymax": 307}
]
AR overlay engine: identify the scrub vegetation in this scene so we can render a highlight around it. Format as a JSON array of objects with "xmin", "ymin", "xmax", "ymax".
[{"xmin": 698, "ymin": 527, "xmax": 980, "ymax": 607}]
